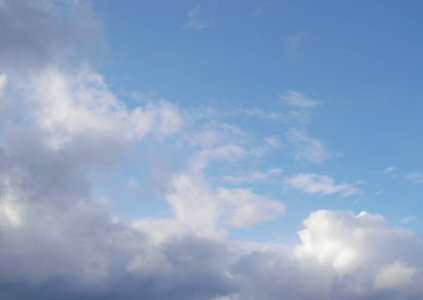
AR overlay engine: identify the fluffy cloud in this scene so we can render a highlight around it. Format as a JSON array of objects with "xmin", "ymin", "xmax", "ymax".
[
  {"xmin": 134, "ymin": 173, "xmax": 285, "ymax": 239},
  {"xmin": 26, "ymin": 67, "xmax": 182, "ymax": 150},
  {"xmin": 230, "ymin": 210, "xmax": 423, "ymax": 300},
  {"xmin": 2, "ymin": 1, "xmax": 423, "ymax": 300},
  {"xmin": 284, "ymin": 173, "xmax": 359, "ymax": 197}
]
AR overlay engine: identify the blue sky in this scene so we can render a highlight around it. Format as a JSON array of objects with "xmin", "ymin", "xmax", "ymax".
[
  {"xmin": 2, "ymin": 1, "xmax": 423, "ymax": 299},
  {"xmin": 93, "ymin": 0, "xmax": 423, "ymax": 237}
]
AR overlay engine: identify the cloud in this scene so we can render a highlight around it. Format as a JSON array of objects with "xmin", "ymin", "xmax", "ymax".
[
  {"xmin": 183, "ymin": 7, "xmax": 211, "ymax": 31},
  {"xmin": 284, "ymin": 31, "xmax": 307, "ymax": 60},
  {"xmin": 373, "ymin": 260, "xmax": 417, "ymax": 290},
  {"xmin": 3, "ymin": 1, "xmax": 423, "ymax": 300},
  {"xmin": 284, "ymin": 173, "xmax": 359, "ymax": 197},
  {"xmin": 0, "ymin": 73, "xmax": 7, "ymax": 91},
  {"xmin": 280, "ymin": 91, "xmax": 321, "ymax": 108},
  {"xmin": 384, "ymin": 166, "xmax": 396, "ymax": 174},
  {"xmin": 263, "ymin": 136, "xmax": 281, "ymax": 148},
  {"xmin": 0, "ymin": 0, "xmax": 101, "ymax": 73},
  {"xmin": 229, "ymin": 210, "xmax": 423, "ymax": 300},
  {"xmin": 191, "ymin": 144, "xmax": 247, "ymax": 171},
  {"xmin": 287, "ymin": 128, "xmax": 335, "ymax": 163},
  {"xmin": 25, "ymin": 67, "xmax": 182, "ymax": 150},
  {"xmin": 244, "ymin": 108, "xmax": 282, "ymax": 120},
  {"xmin": 406, "ymin": 172, "xmax": 423, "ymax": 184},
  {"xmin": 223, "ymin": 168, "xmax": 283, "ymax": 184},
  {"xmin": 163, "ymin": 173, "xmax": 285, "ymax": 236},
  {"xmin": 399, "ymin": 216, "xmax": 417, "ymax": 224}
]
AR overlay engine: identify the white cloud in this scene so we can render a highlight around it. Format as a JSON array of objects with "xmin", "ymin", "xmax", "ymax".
[
  {"xmin": 183, "ymin": 7, "xmax": 211, "ymax": 31},
  {"xmin": 188, "ymin": 122, "xmax": 245, "ymax": 149},
  {"xmin": 373, "ymin": 260, "xmax": 416, "ymax": 290},
  {"xmin": 244, "ymin": 108, "xmax": 282, "ymax": 120},
  {"xmin": 406, "ymin": 172, "xmax": 423, "ymax": 183},
  {"xmin": 230, "ymin": 210, "xmax": 423, "ymax": 299},
  {"xmin": 0, "ymin": 73, "xmax": 7, "ymax": 91},
  {"xmin": 26, "ymin": 67, "xmax": 182, "ymax": 150},
  {"xmin": 399, "ymin": 216, "xmax": 417, "ymax": 224},
  {"xmin": 284, "ymin": 31, "xmax": 307, "ymax": 60},
  {"xmin": 284, "ymin": 173, "xmax": 359, "ymax": 197},
  {"xmin": 0, "ymin": 177, "xmax": 22, "ymax": 227},
  {"xmin": 191, "ymin": 144, "xmax": 247, "ymax": 171},
  {"xmin": 384, "ymin": 166, "xmax": 396, "ymax": 174},
  {"xmin": 280, "ymin": 91, "xmax": 320, "ymax": 108},
  {"xmin": 167, "ymin": 173, "xmax": 284, "ymax": 235},
  {"xmin": 244, "ymin": 107, "xmax": 313, "ymax": 124},
  {"xmin": 3, "ymin": 1, "xmax": 423, "ymax": 300},
  {"xmin": 217, "ymin": 187, "xmax": 285, "ymax": 228},
  {"xmin": 223, "ymin": 168, "xmax": 283, "ymax": 184},
  {"xmin": 263, "ymin": 137, "xmax": 281, "ymax": 148},
  {"xmin": 287, "ymin": 128, "xmax": 335, "ymax": 163}
]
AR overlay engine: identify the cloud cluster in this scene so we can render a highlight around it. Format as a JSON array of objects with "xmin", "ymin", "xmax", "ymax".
[
  {"xmin": 230, "ymin": 210, "xmax": 423, "ymax": 300},
  {"xmin": 1, "ymin": 1, "xmax": 422, "ymax": 300}
]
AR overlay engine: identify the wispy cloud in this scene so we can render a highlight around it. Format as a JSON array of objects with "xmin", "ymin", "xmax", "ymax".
[
  {"xmin": 287, "ymin": 128, "xmax": 335, "ymax": 163},
  {"xmin": 284, "ymin": 31, "xmax": 307, "ymax": 60},
  {"xmin": 252, "ymin": 7, "xmax": 263, "ymax": 18},
  {"xmin": 284, "ymin": 173, "xmax": 359, "ymax": 197},
  {"xmin": 406, "ymin": 172, "xmax": 423, "ymax": 183},
  {"xmin": 264, "ymin": 136, "xmax": 281, "ymax": 149},
  {"xmin": 398, "ymin": 216, "xmax": 416, "ymax": 224},
  {"xmin": 223, "ymin": 168, "xmax": 283, "ymax": 184},
  {"xmin": 183, "ymin": 7, "xmax": 211, "ymax": 31},
  {"xmin": 384, "ymin": 166, "xmax": 396, "ymax": 174},
  {"xmin": 280, "ymin": 91, "xmax": 321, "ymax": 108},
  {"xmin": 244, "ymin": 108, "xmax": 282, "ymax": 120}
]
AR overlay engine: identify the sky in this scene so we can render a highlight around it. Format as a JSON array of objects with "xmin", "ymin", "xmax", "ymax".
[{"xmin": 1, "ymin": 1, "xmax": 423, "ymax": 299}]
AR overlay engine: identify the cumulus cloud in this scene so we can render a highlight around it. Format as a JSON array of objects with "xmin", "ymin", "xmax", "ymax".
[
  {"xmin": 230, "ymin": 210, "xmax": 423, "ymax": 300},
  {"xmin": 134, "ymin": 173, "xmax": 285, "ymax": 239},
  {"xmin": 373, "ymin": 260, "xmax": 417, "ymax": 290},
  {"xmin": 25, "ymin": 67, "xmax": 182, "ymax": 150},
  {"xmin": 284, "ymin": 173, "xmax": 359, "ymax": 197},
  {"xmin": 2, "ymin": 1, "xmax": 423, "ymax": 300}
]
